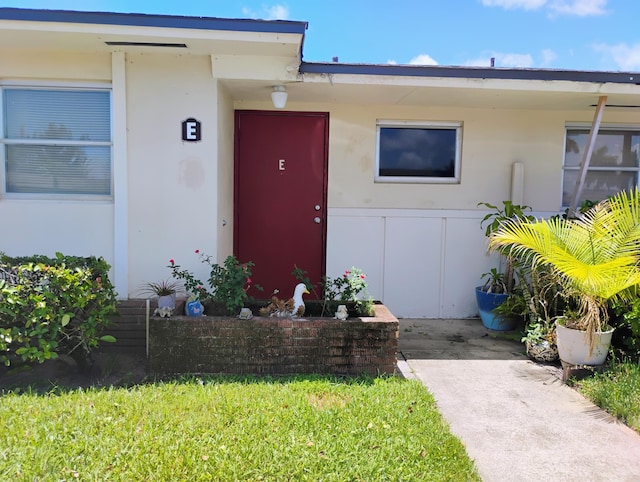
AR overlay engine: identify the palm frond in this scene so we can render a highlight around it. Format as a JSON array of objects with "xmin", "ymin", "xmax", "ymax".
[{"xmin": 488, "ymin": 189, "xmax": 640, "ymax": 349}]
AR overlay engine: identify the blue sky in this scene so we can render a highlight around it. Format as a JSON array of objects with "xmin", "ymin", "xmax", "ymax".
[{"xmin": 1, "ymin": 0, "xmax": 639, "ymax": 71}]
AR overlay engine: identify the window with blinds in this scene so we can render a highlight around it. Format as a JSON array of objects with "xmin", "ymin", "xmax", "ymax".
[
  {"xmin": 1, "ymin": 87, "xmax": 112, "ymax": 197},
  {"xmin": 562, "ymin": 126, "xmax": 640, "ymax": 207}
]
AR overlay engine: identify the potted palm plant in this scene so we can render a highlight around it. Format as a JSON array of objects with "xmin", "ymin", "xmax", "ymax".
[
  {"xmin": 488, "ymin": 189, "xmax": 640, "ymax": 366},
  {"xmin": 476, "ymin": 201, "xmax": 533, "ymax": 330}
]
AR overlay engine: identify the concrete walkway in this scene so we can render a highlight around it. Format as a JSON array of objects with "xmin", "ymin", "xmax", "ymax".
[{"xmin": 397, "ymin": 318, "xmax": 640, "ymax": 482}]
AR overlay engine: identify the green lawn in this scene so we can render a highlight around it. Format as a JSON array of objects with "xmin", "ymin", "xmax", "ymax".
[
  {"xmin": 575, "ymin": 361, "xmax": 640, "ymax": 433},
  {"xmin": 0, "ymin": 375, "xmax": 479, "ymax": 481}
]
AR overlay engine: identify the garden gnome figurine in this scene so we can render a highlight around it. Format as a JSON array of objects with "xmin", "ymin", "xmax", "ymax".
[
  {"xmin": 154, "ymin": 306, "xmax": 174, "ymax": 318},
  {"xmin": 238, "ymin": 307, "xmax": 253, "ymax": 319},
  {"xmin": 334, "ymin": 304, "xmax": 348, "ymax": 320}
]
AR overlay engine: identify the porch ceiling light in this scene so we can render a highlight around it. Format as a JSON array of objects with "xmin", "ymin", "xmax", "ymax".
[{"xmin": 271, "ymin": 85, "xmax": 288, "ymax": 109}]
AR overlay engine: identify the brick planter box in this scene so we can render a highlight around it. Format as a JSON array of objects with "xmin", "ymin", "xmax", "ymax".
[{"xmin": 149, "ymin": 303, "xmax": 398, "ymax": 376}]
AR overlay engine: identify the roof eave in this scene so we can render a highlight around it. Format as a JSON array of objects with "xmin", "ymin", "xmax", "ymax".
[
  {"xmin": 0, "ymin": 7, "xmax": 308, "ymax": 35},
  {"xmin": 300, "ymin": 62, "xmax": 640, "ymax": 86}
]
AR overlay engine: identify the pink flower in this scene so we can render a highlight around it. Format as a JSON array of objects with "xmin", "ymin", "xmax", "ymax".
[
  {"xmin": 195, "ymin": 249, "xmax": 200, "ymax": 254},
  {"xmin": 197, "ymin": 285, "xmax": 203, "ymax": 290},
  {"xmin": 169, "ymin": 259, "xmax": 175, "ymax": 265},
  {"xmin": 360, "ymin": 274, "xmax": 366, "ymax": 279},
  {"xmin": 246, "ymin": 278, "xmax": 252, "ymax": 284}
]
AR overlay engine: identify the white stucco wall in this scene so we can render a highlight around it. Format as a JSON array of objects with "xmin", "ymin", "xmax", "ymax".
[
  {"xmin": 235, "ymin": 99, "xmax": 640, "ymax": 317},
  {"xmin": 125, "ymin": 52, "xmax": 220, "ymax": 296},
  {"xmin": 3, "ymin": 44, "xmax": 639, "ymax": 316},
  {"xmin": 0, "ymin": 50, "xmax": 115, "ymax": 270}
]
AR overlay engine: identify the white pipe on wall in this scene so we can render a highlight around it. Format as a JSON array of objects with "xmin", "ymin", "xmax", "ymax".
[{"xmin": 511, "ymin": 162, "xmax": 525, "ymax": 205}]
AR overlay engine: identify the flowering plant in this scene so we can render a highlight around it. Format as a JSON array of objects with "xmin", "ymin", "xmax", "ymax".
[
  {"xmin": 168, "ymin": 250, "xmax": 260, "ymax": 315},
  {"xmin": 293, "ymin": 265, "xmax": 374, "ymax": 316},
  {"xmin": 324, "ymin": 267, "xmax": 367, "ymax": 301}
]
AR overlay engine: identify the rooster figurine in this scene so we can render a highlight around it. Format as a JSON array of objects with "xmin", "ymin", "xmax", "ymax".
[{"xmin": 259, "ymin": 283, "xmax": 310, "ymax": 318}]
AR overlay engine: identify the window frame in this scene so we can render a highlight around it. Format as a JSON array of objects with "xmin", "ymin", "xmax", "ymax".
[
  {"xmin": 375, "ymin": 120, "xmax": 462, "ymax": 184},
  {"xmin": 0, "ymin": 81, "xmax": 113, "ymax": 201},
  {"xmin": 562, "ymin": 122, "xmax": 640, "ymax": 207}
]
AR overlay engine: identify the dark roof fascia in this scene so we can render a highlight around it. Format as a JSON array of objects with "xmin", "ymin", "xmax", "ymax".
[
  {"xmin": 300, "ymin": 62, "xmax": 640, "ymax": 85},
  {"xmin": 0, "ymin": 7, "xmax": 308, "ymax": 35}
]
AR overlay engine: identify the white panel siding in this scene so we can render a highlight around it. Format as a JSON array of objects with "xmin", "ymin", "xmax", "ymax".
[
  {"xmin": 326, "ymin": 215, "xmax": 385, "ymax": 301},
  {"xmin": 441, "ymin": 217, "xmax": 499, "ymax": 318},
  {"xmin": 383, "ymin": 217, "xmax": 442, "ymax": 317},
  {"xmin": 327, "ymin": 208, "xmax": 495, "ymax": 318}
]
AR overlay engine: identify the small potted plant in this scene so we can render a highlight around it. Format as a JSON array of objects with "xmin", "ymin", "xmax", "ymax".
[
  {"xmin": 475, "ymin": 268, "xmax": 514, "ymax": 330},
  {"xmin": 139, "ymin": 279, "xmax": 181, "ymax": 311},
  {"xmin": 476, "ymin": 201, "xmax": 534, "ymax": 331},
  {"xmin": 513, "ymin": 264, "xmax": 565, "ymax": 362},
  {"xmin": 522, "ymin": 321, "xmax": 558, "ymax": 363}
]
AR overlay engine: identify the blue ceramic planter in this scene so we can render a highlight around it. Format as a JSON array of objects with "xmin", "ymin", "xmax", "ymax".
[{"xmin": 475, "ymin": 287, "xmax": 517, "ymax": 331}]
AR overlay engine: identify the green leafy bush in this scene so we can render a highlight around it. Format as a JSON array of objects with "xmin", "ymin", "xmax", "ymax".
[
  {"xmin": 611, "ymin": 296, "xmax": 640, "ymax": 361},
  {"xmin": 0, "ymin": 253, "xmax": 117, "ymax": 370},
  {"xmin": 169, "ymin": 251, "xmax": 261, "ymax": 315}
]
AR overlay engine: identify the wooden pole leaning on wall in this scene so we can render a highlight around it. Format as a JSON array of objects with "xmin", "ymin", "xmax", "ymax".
[{"xmin": 568, "ymin": 95, "xmax": 607, "ymax": 217}]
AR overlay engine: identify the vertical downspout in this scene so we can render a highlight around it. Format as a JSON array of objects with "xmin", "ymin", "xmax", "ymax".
[{"xmin": 511, "ymin": 162, "xmax": 525, "ymax": 206}]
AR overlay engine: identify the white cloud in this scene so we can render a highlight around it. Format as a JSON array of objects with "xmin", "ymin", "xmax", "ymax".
[
  {"xmin": 241, "ymin": 4, "xmax": 289, "ymax": 20},
  {"xmin": 594, "ymin": 43, "xmax": 640, "ymax": 70},
  {"xmin": 387, "ymin": 59, "xmax": 398, "ymax": 65},
  {"xmin": 481, "ymin": 0, "xmax": 547, "ymax": 9},
  {"xmin": 500, "ymin": 53, "xmax": 535, "ymax": 67},
  {"xmin": 466, "ymin": 52, "xmax": 534, "ymax": 68},
  {"xmin": 408, "ymin": 54, "xmax": 439, "ymax": 66},
  {"xmin": 540, "ymin": 48, "xmax": 558, "ymax": 66},
  {"xmin": 548, "ymin": 0, "xmax": 607, "ymax": 16},
  {"xmin": 265, "ymin": 5, "xmax": 290, "ymax": 20},
  {"xmin": 465, "ymin": 56, "xmax": 494, "ymax": 67},
  {"xmin": 481, "ymin": 0, "xmax": 608, "ymax": 15}
]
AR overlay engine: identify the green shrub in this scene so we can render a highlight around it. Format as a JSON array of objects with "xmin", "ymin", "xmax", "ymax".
[
  {"xmin": 0, "ymin": 252, "xmax": 117, "ymax": 370},
  {"xmin": 169, "ymin": 251, "xmax": 262, "ymax": 315},
  {"xmin": 611, "ymin": 296, "xmax": 640, "ymax": 361}
]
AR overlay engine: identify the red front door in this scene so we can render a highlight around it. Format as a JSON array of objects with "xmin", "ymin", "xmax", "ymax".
[{"xmin": 234, "ymin": 110, "xmax": 329, "ymax": 299}]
